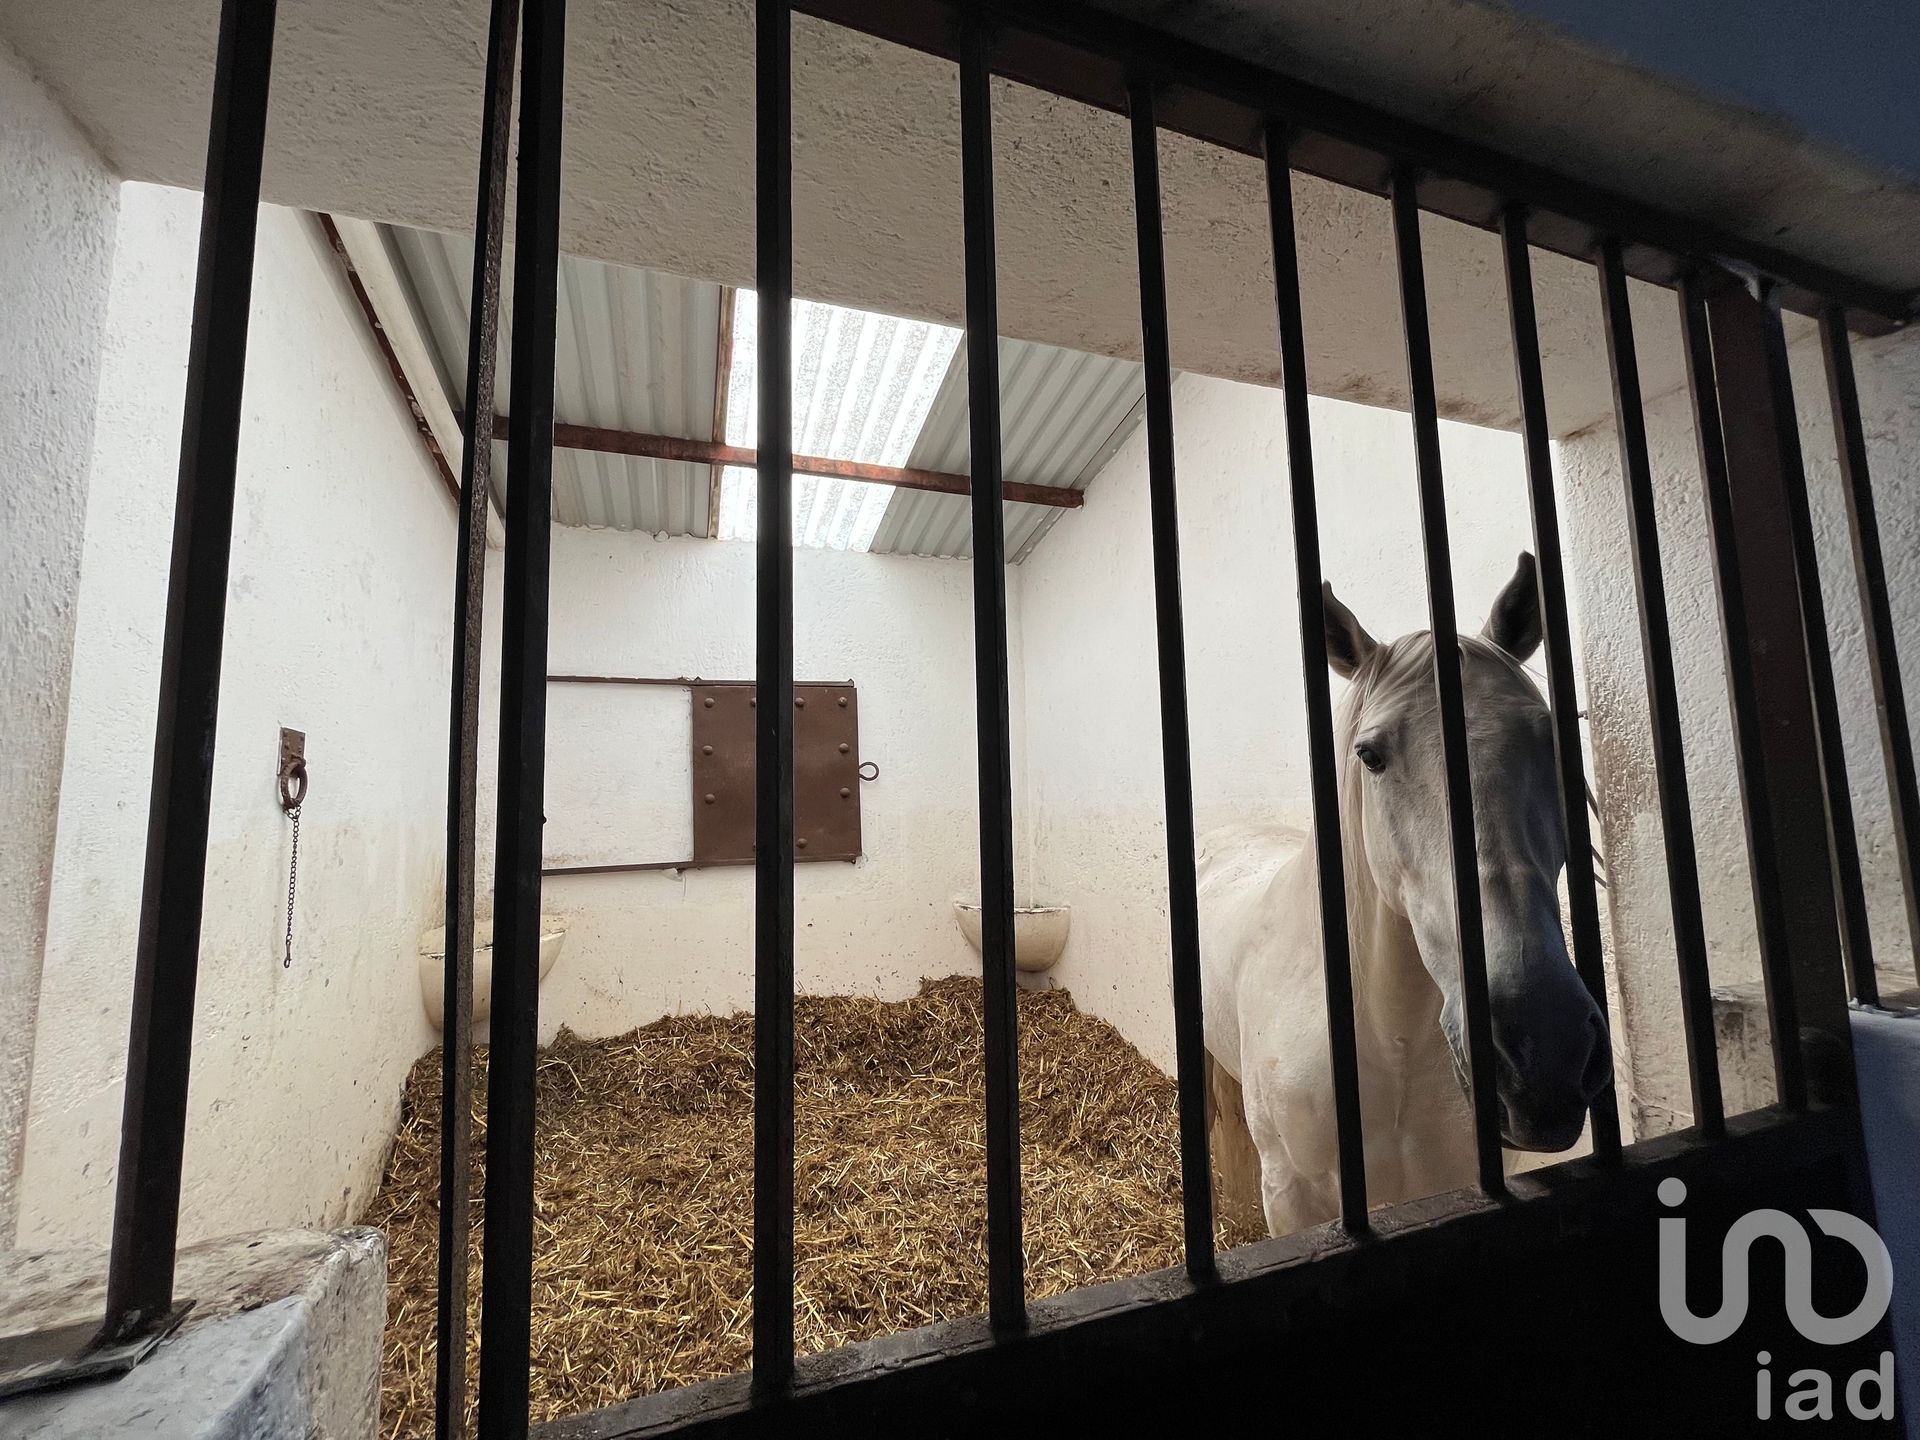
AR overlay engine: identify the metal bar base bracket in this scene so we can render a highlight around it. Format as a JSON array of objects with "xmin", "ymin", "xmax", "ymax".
[{"xmin": 0, "ymin": 1301, "xmax": 194, "ymax": 1402}]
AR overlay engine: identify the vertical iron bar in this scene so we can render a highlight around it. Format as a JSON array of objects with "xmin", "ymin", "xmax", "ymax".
[
  {"xmin": 1261, "ymin": 121, "xmax": 1367, "ymax": 1230},
  {"xmin": 1595, "ymin": 240, "xmax": 1724, "ymax": 1133},
  {"xmin": 751, "ymin": 0, "xmax": 798, "ymax": 1392},
  {"xmin": 1679, "ymin": 272, "xmax": 1795, "ymax": 1120},
  {"xmin": 959, "ymin": 24, "xmax": 1029, "ymax": 1326},
  {"xmin": 439, "ymin": 1, "xmax": 519, "ymax": 1434},
  {"xmin": 102, "ymin": 0, "xmax": 278, "ymax": 1341},
  {"xmin": 1820, "ymin": 306, "xmax": 1917, "ymax": 992},
  {"xmin": 1388, "ymin": 170, "xmax": 1504, "ymax": 1194},
  {"xmin": 1498, "ymin": 208, "xmax": 1625, "ymax": 1160},
  {"xmin": 474, "ymin": 0, "xmax": 563, "ymax": 1432},
  {"xmin": 1759, "ymin": 287, "xmax": 1878, "ymax": 1007},
  {"xmin": 1701, "ymin": 277, "xmax": 1856, "ymax": 1107},
  {"xmin": 1126, "ymin": 78, "xmax": 1217, "ymax": 1279}
]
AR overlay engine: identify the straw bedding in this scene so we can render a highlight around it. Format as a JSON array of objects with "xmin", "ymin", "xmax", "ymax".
[{"xmin": 366, "ymin": 976, "xmax": 1251, "ymax": 1438}]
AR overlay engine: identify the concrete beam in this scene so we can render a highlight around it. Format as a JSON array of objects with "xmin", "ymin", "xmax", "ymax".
[{"xmin": 6, "ymin": 0, "xmax": 1914, "ymax": 437}]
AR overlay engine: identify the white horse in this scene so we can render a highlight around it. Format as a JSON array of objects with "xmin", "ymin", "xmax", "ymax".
[{"xmin": 1199, "ymin": 554, "xmax": 1611, "ymax": 1238}]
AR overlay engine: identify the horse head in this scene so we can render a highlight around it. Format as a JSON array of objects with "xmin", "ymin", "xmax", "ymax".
[{"xmin": 1324, "ymin": 553, "xmax": 1610, "ymax": 1152}]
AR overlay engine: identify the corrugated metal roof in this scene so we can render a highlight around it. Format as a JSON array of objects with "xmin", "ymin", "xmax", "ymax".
[
  {"xmin": 385, "ymin": 225, "xmax": 1144, "ymax": 559},
  {"xmin": 870, "ymin": 338, "xmax": 1145, "ymax": 561},
  {"xmin": 714, "ymin": 290, "xmax": 962, "ymax": 551},
  {"xmin": 387, "ymin": 224, "xmax": 722, "ymax": 536}
]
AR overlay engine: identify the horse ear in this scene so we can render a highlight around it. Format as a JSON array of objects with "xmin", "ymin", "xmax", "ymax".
[
  {"xmin": 1322, "ymin": 581, "xmax": 1378, "ymax": 678},
  {"xmin": 1483, "ymin": 551, "xmax": 1543, "ymax": 661}
]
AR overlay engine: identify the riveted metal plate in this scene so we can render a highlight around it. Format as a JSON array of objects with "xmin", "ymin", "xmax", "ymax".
[{"xmin": 690, "ymin": 682, "xmax": 861, "ymax": 864}]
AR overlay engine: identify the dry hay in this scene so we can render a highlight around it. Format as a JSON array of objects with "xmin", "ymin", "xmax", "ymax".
[{"xmin": 366, "ymin": 975, "xmax": 1254, "ymax": 1437}]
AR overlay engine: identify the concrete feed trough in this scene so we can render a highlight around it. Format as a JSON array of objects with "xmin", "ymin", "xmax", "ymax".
[{"xmin": 952, "ymin": 901, "xmax": 1071, "ymax": 972}]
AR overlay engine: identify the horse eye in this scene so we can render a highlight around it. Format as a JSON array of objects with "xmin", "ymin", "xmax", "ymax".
[{"xmin": 1355, "ymin": 741, "xmax": 1386, "ymax": 773}]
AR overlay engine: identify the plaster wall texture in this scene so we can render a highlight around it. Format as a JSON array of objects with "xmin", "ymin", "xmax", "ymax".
[
  {"xmin": 0, "ymin": 0, "xmax": 1806, "ymax": 440},
  {"xmin": 1554, "ymin": 318, "xmax": 1920, "ymax": 1130},
  {"xmin": 0, "ymin": 37, "xmax": 119, "ymax": 1245},
  {"xmin": 482, "ymin": 528, "xmax": 1022, "ymax": 1043},
  {"xmin": 18, "ymin": 184, "xmax": 457, "ymax": 1249},
  {"xmin": 1018, "ymin": 370, "xmax": 1539, "ymax": 1069}
]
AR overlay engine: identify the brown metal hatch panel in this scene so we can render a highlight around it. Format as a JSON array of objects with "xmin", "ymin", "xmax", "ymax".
[{"xmin": 690, "ymin": 682, "xmax": 862, "ymax": 864}]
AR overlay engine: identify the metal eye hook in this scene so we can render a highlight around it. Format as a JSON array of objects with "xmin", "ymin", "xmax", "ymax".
[
  {"xmin": 857, "ymin": 761, "xmax": 879, "ymax": 783},
  {"xmin": 278, "ymin": 758, "xmax": 308, "ymax": 812}
]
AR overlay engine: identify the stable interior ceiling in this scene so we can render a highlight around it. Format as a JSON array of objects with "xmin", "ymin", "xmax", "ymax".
[
  {"xmin": 10, "ymin": 0, "xmax": 1915, "ymax": 441},
  {"xmin": 386, "ymin": 223, "xmax": 1146, "ymax": 560}
]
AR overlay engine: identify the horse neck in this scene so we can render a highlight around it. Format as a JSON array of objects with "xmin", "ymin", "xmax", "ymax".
[
  {"xmin": 1333, "ymin": 670, "xmax": 1444, "ymax": 1049},
  {"xmin": 1339, "ymin": 828, "xmax": 1439, "ymax": 1046}
]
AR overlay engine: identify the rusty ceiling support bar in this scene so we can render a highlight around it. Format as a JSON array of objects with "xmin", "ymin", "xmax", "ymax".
[
  {"xmin": 315, "ymin": 213, "xmax": 461, "ymax": 505},
  {"xmin": 708, "ymin": 287, "xmax": 736, "ymax": 538},
  {"xmin": 474, "ymin": 412, "xmax": 1084, "ymax": 510}
]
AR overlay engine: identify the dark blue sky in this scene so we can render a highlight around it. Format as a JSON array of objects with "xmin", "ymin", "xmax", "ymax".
[{"xmin": 1492, "ymin": 0, "xmax": 1918, "ymax": 180}]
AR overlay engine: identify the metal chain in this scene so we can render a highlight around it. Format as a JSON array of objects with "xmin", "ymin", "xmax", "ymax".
[{"xmin": 284, "ymin": 804, "xmax": 301, "ymax": 969}]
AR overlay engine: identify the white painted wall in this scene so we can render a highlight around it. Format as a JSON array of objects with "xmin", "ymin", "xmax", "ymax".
[
  {"xmin": 1556, "ymin": 320, "xmax": 1920, "ymax": 1129},
  {"xmin": 497, "ymin": 528, "xmax": 1011, "ymax": 1042},
  {"xmin": 0, "ymin": 38, "xmax": 119, "ymax": 1245},
  {"xmin": 18, "ymin": 184, "xmax": 457, "ymax": 1248},
  {"xmin": 1018, "ymin": 372, "xmax": 1539, "ymax": 1068}
]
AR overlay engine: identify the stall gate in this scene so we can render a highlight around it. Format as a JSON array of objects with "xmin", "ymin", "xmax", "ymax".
[{"xmin": 44, "ymin": 0, "xmax": 1918, "ymax": 1434}]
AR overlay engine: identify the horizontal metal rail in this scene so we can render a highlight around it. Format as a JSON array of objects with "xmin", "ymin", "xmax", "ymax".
[
  {"xmin": 538, "ymin": 1105, "xmax": 1853, "ymax": 1439},
  {"xmin": 792, "ymin": 0, "xmax": 1914, "ymax": 334}
]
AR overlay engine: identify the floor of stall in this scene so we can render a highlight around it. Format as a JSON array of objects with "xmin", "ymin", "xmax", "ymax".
[{"xmin": 367, "ymin": 975, "xmax": 1248, "ymax": 1436}]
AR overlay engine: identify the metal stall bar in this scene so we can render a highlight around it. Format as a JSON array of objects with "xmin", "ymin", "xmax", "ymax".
[
  {"xmin": 1678, "ymin": 273, "xmax": 1791, "ymax": 1123},
  {"xmin": 1261, "ymin": 122, "xmax": 1368, "ymax": 1230},
  {"xmin": 102, "ymin": 0, "xmax": 279, "ymax": 1343},
  {"xmin": 1388, "ymin": 170, "xmax": 1503, "ymax": 1194},
  {"xmin": 1756, "ymin": 289, "xmax": 1879, "ymax": 1009},
  {"xmin": 752, "ymin": 0, "xmax": 799, "ymax": 1392},
  {"xmin": 439, "ymin": 1, "xmax": 520, "ymax": 1433},
  {"xmin": 474, "ymin": 0, "xmax": 564, "ymax": 1432},
  {"xmin": 959, "ymin": 22, "xmax": 1029, "ymax": 1328},
  {"xmin": 1498, "ymin": 208, "xmax": 1624, "ymax": 1158},
  {"xmin": 1699, "ymin": 277, "xmax": 1856, "ymax": 1109},
  {"xmin": 1820, "ymin": 307, "xmax": 1919, "ymax": 991},
  {"xmin": 1499, "ymin": 208, "xmax": 1624, "ymax": 1159},
  {"xmin": 1595, "ymin": 240, "xmax": 1724, "ymax": 1132},
  {"xmin": 1126, "ymin": 78, "xmax": 1217, "ymax": 1278}
]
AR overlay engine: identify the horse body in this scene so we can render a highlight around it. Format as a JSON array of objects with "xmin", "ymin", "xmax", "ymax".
[
  {"xmin": 1200, "ymin": 555, "xmax": 1610, "ymax": 1238},
  {"xmin": 1199, "ymin": 822, "xmax": 1474, "ymax": 1234}
]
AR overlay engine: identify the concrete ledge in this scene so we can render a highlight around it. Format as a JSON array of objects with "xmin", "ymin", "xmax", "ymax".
[{"xmin": 0, "ymin": 1228, "xmax": 385, "ymax": 1439}]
